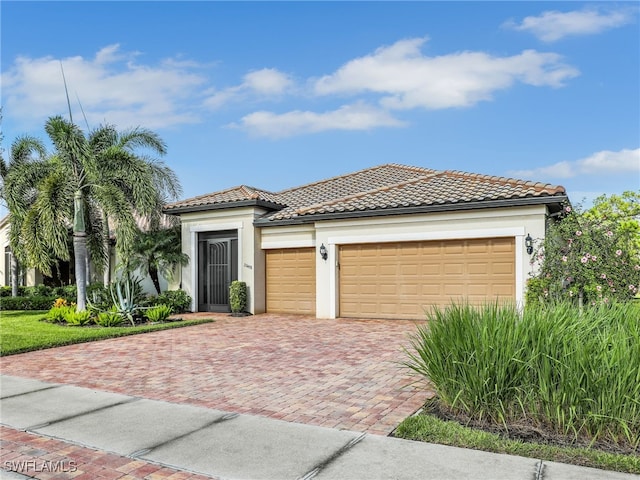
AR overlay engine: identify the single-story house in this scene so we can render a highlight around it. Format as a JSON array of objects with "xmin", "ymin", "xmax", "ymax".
[{"xmin": 163, "ymin": 164, "xmax": 568, "ymax": 320}]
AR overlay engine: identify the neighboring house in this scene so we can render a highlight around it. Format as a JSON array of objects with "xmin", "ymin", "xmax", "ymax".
[
  {"xmin": 0, "ymin": 215, "xmax": 40, "ymax": 288},
  {"xmin": 163, "ymin": 164, "xmax": 568, "ymax": 319}
]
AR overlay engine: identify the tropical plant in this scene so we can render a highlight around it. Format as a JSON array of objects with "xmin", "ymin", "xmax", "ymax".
[
  {"xmin": 145, "ymin": 304, "xmax": 173, "ymax": 322},
  {"xmin": 63, "ymin": 308, "xmax": 93, "ymax": 326},
  {"xmin": 88, "ymin": 124, "xmax": 181, "ymax": 285},
  {"xmin": 95, "ymin": 307, "xmax": 123, "ymax": 327},
  {"xmin": 124, "ymin": 225, "xmax": 189, "ymax": 294},
  {"xmin": 44, "ymin": 304, "xmax": 75, "ymax": 323},
  {"xmin": 14, "ymin": 117, "xmax": 181, "ymax": 311},
  {"xmin": 229, "ymin": 280, "xmax": 247, "ymax": 314},
  {"xmin": 109, "ymin": 274, "xmax": 146, "ymax": 326},
  {"xmin": 0, "ymin": 135, "xmax": 47, "ymax": 297}
]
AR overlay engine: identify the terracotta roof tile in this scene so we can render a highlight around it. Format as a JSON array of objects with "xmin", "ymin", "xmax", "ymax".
[
  {"xmin": 165, "ymin": 185, "xmax": 283, "ymax": 210},
  {"xmin": 164, "ymin": 164, "xmax": 566, "ymax": 220}
]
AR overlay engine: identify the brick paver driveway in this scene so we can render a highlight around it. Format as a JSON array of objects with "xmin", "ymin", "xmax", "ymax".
[{"xmin": 0, "ymin": 314, "xmax": 433, "ymax": 435}]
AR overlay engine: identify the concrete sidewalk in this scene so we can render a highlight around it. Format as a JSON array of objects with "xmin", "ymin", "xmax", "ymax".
[{"xmin": 0, "ymin": 375, "xmax": 636, "ymax": 480}]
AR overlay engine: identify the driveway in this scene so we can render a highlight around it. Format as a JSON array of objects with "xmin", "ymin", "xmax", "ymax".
[{"xmin": 0, "ymin": 314, "xmax": 433, "ymax": 435}]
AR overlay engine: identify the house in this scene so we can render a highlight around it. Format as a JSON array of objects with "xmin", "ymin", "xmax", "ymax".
[{"xmin": 164, "ymin": 164, "xmax": 567, "ymax": 319}]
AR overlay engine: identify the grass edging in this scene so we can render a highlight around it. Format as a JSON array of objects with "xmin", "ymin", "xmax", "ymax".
[
  {"xmin": 0, "ymin": 311, "xmax": 216, "ymax": 356},
  {"xmin": 393, "ymin": 413, "xmax": 640, "ymax": 475}
]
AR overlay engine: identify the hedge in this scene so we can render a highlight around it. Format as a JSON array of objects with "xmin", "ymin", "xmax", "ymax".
[{"xmin": 0, "ymin": 296, "xmax": 62, "ymax": 311}]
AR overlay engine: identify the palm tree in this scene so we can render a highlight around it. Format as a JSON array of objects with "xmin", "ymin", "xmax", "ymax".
[
  {"xmin": 125, "ymin": 225, "xmax": 189, "ymax": 295},
  {"xmin": 0, "ymin": 136, "xmax": 47, "ymax": 296},
  {"xmin": 88, "ymin": 124, "xmax": 181, "ymax": 286},
  {"xmin": 19, "ymin": 116, "xmax": 181, "ymax": 310}
]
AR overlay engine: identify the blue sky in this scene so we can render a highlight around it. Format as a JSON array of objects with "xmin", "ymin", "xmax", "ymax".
[{"xmin": 2, "ymin": 1, "xmax": 639, "ymax": 215}]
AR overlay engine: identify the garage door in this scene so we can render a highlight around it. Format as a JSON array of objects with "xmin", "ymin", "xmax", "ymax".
[
  {"xmin": 266, "ymin": 248, "xmax": 316, "ymax": 315},
  {"xmin": 339, "ymin": 238, "xmax": 515, "ymax": 319}
]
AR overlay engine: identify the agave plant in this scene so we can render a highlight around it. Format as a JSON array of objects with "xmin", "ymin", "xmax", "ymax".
[{"xmin": 109, "ymin": 274, "xmax": 145, "ymax": 326}]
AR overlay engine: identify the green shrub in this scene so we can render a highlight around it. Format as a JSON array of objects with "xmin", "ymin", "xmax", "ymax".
[
  {"xmin": 95, "ymin": 307, "xmax": 123, "ymax": 327},
  {"xmin": 229, "ymin": 281, "xmax": 247, "ymax": 314},
  {"xmin": 63, "ymin": 309, "xmax": 93, "ymax": 326},
  {"xmin": 145, "ymin": 304, "xmax": 173, "ymax": 322},
  {"xmin": 32, "ymin": 285, "xmax": 53, "ymax": 297},
  {"xmin": 404, "ymin": 301, "xmax": 640, "ymax": 450},
  {"xmin": 0, "ymin": 286, "xmax": 28, "ymax": 297},
  {"xmin": 150, "ymin": 289, "xmax": 192, "ymax": 313},
  {"xmin": 44, "ymin": 305, "xmax": 75, "ymax": 323},
  {"xmin": 52, "ymin": 285, "xmax": 77, "ymax": 301},
  {"xmin": 0, "ymin": 295, "xmax": 59, "ymax": 311}
]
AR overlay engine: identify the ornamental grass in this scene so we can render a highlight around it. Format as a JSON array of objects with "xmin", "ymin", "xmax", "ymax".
[{"xmin": 404, "ymin": 301, "xmax": 640, "ymax": 451}]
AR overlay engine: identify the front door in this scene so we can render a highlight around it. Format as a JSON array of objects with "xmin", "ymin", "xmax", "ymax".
[{"xmin": 198, "ymin": 231, "xmax": 238, "ymax": 312}]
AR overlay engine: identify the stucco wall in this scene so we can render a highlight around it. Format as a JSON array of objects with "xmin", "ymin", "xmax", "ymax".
[
  {"xmin": 179, "ymin": 204, "xmax": 549, "ymax": 317},
  {"xmin": 179, "ymin": 207, "xmax": 269, "ymax": 313},
  {"xmin": 0, "ymin": 218, "xmax": 9, "ymax": 287}
]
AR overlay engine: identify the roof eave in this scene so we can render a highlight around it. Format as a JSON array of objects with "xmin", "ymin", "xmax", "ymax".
[
  {"xmin": 253, "ymin": 195, "xmax": 569, "ymax": 227},
  {"xmin": 163, "ymin": 199, "xmax": 285, "ymax": 215}
]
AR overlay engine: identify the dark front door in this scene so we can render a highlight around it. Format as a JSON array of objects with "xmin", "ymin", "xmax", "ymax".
[{"xmin": 198, "ymin": 231, "xmax": 238, "ymax": 312}]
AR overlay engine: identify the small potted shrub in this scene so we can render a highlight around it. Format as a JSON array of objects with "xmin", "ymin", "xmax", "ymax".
[{"xmin": 229, "ymin": 281, "xmax": 247, "ymax": 316}]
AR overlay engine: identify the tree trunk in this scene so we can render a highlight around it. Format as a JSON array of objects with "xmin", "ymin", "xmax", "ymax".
[
  {"xmin": 73, "ymin": 191, "xmax": 87, "ymax": 311},
  {"xmin": 103, "ymin": 213, "xmax": 111, "ymax": 287},
  {"xmin": 74, "ymin": 233, "xmax": 88, "ymax": 311},
  {"xmin": 149, "ymin": 264, "xmax": 161, "ymax": 295},
  {"xmin": 10, "ymin": 254, "xmax": 19, "ymax": 297}
]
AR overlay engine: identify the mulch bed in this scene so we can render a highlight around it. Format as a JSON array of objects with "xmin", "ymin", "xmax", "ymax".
[{"xmin": 422, "ymin": 397, "xmax": 639, "ymax": 457}]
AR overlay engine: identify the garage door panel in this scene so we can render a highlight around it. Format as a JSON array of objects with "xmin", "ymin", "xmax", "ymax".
[
  {"xmin": 339, "ymin": 238, "xmax": 515, "ymax": 319},
  {"xmin": 266, "ymin": 248, "xmax": 316, "ymax": 315}
]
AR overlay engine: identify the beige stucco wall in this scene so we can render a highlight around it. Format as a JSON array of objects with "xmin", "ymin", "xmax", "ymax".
[
  {"xmin": 179, "ymin": 207, "xmax": 270, "ymax": 313},
  {"xmin": 179, "ymin": 204, "xmax": 549, "ymax": 317},
  {"xmin": 0, "ymin": 217, "xmax": 40, "ymax": 288},
  {"xmin": 0, "ymin": 217, "xmax": 9, "ymax": 287}
]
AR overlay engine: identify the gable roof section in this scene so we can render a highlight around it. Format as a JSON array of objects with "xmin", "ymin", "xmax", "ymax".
[
  {"xmin": 164, "ymin": 163, "xmax": 567, "ymax": 223},
  {"xmin": 164, "ymin": 184, "xmax": 285, "ymax": 213}
]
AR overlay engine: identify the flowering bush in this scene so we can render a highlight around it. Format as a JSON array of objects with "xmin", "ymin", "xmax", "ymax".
[
  {"xmin": 527, "ymin": 196, "xmax": 640, "ymax": 306},
  {"xmin": 52, "ymin": 297, "xmax": 68, "ymax": 308}
]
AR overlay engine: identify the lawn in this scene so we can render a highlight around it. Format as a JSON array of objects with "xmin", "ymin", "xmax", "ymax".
[
  {"xmin": 0, "ymin": 310, "xmax": 214, "ymax": 356},
  {"xmin": 394, "ymin": 413, "xmax": 640, "ymax": 474}
]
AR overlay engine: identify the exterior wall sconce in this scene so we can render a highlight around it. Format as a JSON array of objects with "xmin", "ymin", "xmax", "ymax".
[
  {"xmin": 319, "ymin": 243, "xmax": 328, "ymax": 260},
  {"xmin": 525, "ymin": 234, "xmax": 533, "ymax": 255}
]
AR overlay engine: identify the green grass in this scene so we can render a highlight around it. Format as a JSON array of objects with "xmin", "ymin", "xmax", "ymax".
[
  {"xmin": 395, "ymin": 413, "xmax": 640, "ymax": 474},
  {"xmin": 0, "ymin": 310, "xmax": 215, "ymax": 356}
]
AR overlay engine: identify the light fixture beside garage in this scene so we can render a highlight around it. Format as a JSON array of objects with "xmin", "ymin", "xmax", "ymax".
[
  {"xmin": 319, "ymin": 243, "xmax": 328, "ymax": 260},
  {"xmin": 525, "ymin": 234, "xmax": 533, "ymax": 255}
]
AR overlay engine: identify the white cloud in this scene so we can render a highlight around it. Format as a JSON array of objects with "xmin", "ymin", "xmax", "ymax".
[
  {"xmin": 510, "ymin": 148, "xmax": 640, "ymax": 180},
  {"xmin": 204, "ymin": 68, "xmax": 293, "ymax": 109},
  {"xmin": 1, "ymin": 44, "xmax": 207, "ymax": 130},
  {"xmin": 313, "ymin": 38, "xmax": 579, "ymax": 110},
  {"xmin": 504, "ymin": 7, "xmax": 636, "ymax": 42},
  {"xmin": 231, "ymin": 102, "xmax": 405, "ymax": 138}
]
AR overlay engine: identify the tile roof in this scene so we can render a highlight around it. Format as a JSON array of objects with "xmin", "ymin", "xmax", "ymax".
[
  {"xmin": 164, "ymin": 185, "xmax": 284, "ymax": 211},
  {"xmin": 164, "ymin": 164, "xmax": 567, "ymax": 222}
]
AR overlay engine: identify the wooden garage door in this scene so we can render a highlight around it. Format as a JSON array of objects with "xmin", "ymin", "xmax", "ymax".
[
  {"xmin": 339, "ymin": 238, "xmax": 515, "ymax": 319},
  {"xmin": 266, "ymin": 248, "xmax": 316, "ymax": 315}
]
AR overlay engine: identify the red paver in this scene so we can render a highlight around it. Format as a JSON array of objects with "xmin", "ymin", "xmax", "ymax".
[
  {"xmin": 0, "ymin": 314, "xmax": 433, "ymax": 435},
  {"xmin": 0, "ymin": 426, "xmax": 216, "ymax": 480}
]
